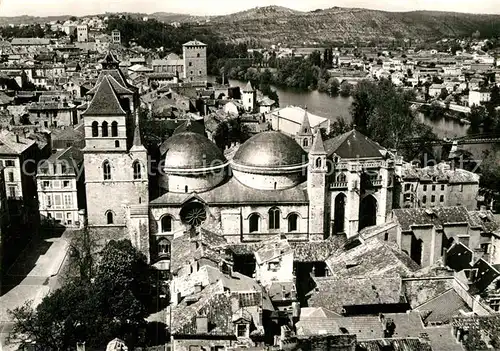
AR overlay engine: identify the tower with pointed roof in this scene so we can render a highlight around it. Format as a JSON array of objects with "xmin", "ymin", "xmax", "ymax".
[
  {"xmin": 295, "ymin": 108, "xmax": 313, "ymax": 151},
  {"xmin": 308, "ymin": 130, "xmax": 329, "ymax": 241},
  {"xmin": 82, "ymin": 57, "xmax": 149, "ymax": 255},
  {"xmin": 242, "ymin": 81, "xmax": 256, "ymax": 113},
  {"xmin": 182, "ymin": 40, "xmax": 207, "ymax": 85}
]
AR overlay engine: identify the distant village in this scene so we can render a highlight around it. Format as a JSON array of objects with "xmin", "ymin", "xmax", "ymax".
[{"xmin": 0, "ymin": 15, "xmax": 500, "ymax": 351}]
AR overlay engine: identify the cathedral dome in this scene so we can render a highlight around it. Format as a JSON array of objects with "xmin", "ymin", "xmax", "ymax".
[
  {"xmin": 159, "ymin": 132, "xmax": 227, "ymax": 194},
  {"xmin": 161, "ymin": 132, "xmax": 227, "ymax": 171},
  {"xmin": 230, "ymin": 131, "xmax": 308, "ymax": 190},
  {"xmin": 232, "ymin": 131, "xmax": 308, "ymax": 170}
]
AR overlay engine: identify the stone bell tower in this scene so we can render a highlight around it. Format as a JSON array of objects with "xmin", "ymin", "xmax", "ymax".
[{"xmin": 308, "ymin": 130, "xmax": 328, "ymax": 241}]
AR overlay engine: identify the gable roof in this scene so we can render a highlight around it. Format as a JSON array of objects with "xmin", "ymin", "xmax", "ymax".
[
  {"xmin": 0, "ymin": 130, "xmax": 36, "ymax": 155},
  {"xmin": 307, "ymin": 276, "xmax": 403, "ymax": 314},
  {"xmin": 325, "ymin": 239, "xmax": 420, "ymax": 279},
  {"xmin": 82, "ymin": 76, "xmax": 126, "ymax": 116},
  {"xmin": 393, "ymin": 206, "xmax": 471, "ymax": 232},
  {"xmin": 416, "ymin": 289, "xmax": 470, "ymax": 325},
  {"xmin": 324, "ymin": 129, "xmax": 385, "ymax": 159}
]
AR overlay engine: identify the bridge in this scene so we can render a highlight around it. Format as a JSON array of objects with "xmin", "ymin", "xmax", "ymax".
[{"xmin": 403, "ymin": 133, "xmax": 500, "ymax": 147}]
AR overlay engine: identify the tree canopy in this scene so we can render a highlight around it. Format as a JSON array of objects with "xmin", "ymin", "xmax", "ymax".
[
  {"xmin": 350, "ymin": 78, "xmax": 436, "ymax": 159},
  {"xmin": 9, "ymin": 239, "xmax": 156, "ymax": 350}
]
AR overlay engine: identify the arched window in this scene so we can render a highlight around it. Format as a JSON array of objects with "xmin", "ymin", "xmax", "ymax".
[
  {"xmin": 303, "ymin": 139, "xmax": 308, "ymax": 147},
  {"xmin": 103, "ymin": 160, "xmax": 111, "ymax": 180},
  {"xmin": 91, "ymin": 121, "xmax": 99, "ymax": 137},
  {"xmin": 106, "ymin": 211, "xmax": 114, "ymax": 224},
  {"xmin": 133, "ymin": 160, "xmax": 142, "ymax": 180},
  {"xmin": 161, "ymin": 215, "xmax": 172, "ymax": 233},
  {"xmin": 269, "ymin": 207, "xmax": 280, "ymax": 230},
  {"xmin": 288, "ymin": 213, "xmax": 299, "ymax": 232},
  {"xmin": 158, "ymin": 239, "xmax": 170, "ymax": 255},
  {"xmin": 101, "ymin": 121, "xmax": 109, "ymax": 137},
  {"xmin": 111, "ymin": 121, "xmax": 118, "ymax": 137},
  {"xmin": 249, "ymin": 214, "xmax": 260, "ymax": 233},
  {"xmin": 115, "ymin": 140, "xmax": 120, "ymax": 148},
  {"xmin": 315, "ymin": 157, "xmax": 322, "ymax": 168},
  {"xmin": 337, "ymin": 173, "xmax": 347, "ymax": 182},
  {"xmin": 197, "ymin": 53, "xmax": 200, "ymax": 58}
]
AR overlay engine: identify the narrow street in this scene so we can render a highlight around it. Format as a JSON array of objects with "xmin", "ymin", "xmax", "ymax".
[{"xmin": 0, "ymin": 229, "xmax": 75, "ymax": 351}]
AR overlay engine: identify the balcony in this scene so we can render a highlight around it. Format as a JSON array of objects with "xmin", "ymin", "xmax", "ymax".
[
  {"xmin": 330, "ymin": 182, "xmax": 348, "ymax": 189},
  {"xmin": 371, "ymin": 179, "xmax": 383, "ymax": 187}
]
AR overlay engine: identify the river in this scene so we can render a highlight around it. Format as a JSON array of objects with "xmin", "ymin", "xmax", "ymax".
[{"xmin": 221, "ymin": 78, "xmax": 471, "ymax": 140}]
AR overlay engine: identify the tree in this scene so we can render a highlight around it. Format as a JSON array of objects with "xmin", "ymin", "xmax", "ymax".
[
  {"xmin": 490, "ymin": 85, "xmax": 500, "ymax": 107},
  {"xmin": 327, "ymin": 77, "xmax": 340, "ymax": 95},
  {"xmin": 350, "ymin": 80, "xmax": 378, "ymax": 134},
  {"xmin": 339, "ymin": 81, "xmax": 352, "ymax": 97},
  {"xmin": 67, "ymin": 225, "xmax": 98, "ymax": 283},
  {"xmin": 9, "ymin": 240, "xmax": 155, "ymax": 350},
  {"xmin": 321, "ymin": 117, "xmax": 352, "ymax": 139},
  {"xmin": 468, "ymin": 105, "xmax": 486, "ymax": 134},
  {"xmin": 439, "ymin": 88, "xmax": 449, "ymax": 100},
  {"xmin": 213, "ymin": 118, "xmax": 251, "ymax": 150},
  {"xmin": 350, "ymin": 78, "xmax": 436, "ymax": 154}
]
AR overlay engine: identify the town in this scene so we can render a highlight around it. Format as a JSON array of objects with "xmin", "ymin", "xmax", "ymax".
[{"xmin": 0, "ymin": 7, "xmax": 500, "ymax": 351}]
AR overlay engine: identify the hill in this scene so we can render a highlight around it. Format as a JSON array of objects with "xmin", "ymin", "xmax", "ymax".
[
  {"xmin": 1, "ymin": 6, "xmax": 500, "ymax": 45},
  {"xmin": 0, "ymin": 15, "xmax": 71, "ymax": 26},
  {"xmin": 192, "ymin": 6, "xmax": 500, "ymax": 45}
]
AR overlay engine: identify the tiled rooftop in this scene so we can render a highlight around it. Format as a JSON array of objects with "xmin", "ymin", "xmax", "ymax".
[
  {"xmin": 324, "ymin": 129, "xmax": 385, "ymax": 159},
  {"xmin": 416, "ymin": 289, "xmax": 470, "ymax": 325},
  {"xmin": 393, "ymin": 206, "xmax": 471, "ymax": 232},
  {"xmin": 325, "ymin": 238, "xmax": 420, "ymax": 279},
  {"xmin": 307, "ymin": 277, "xmax": 403, "ymax": 314}
]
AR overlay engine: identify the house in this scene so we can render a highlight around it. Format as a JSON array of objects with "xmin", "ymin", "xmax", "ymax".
[
  {"xmin": 254, "ymin": 239, "xmax": 297, "ymax": 313},
  {"xmin": 163, "ymin": 228, "xmax": 271, "ymax": 350},
  {"xmin": 395, "ymin": 162, "xmax": 480, "ymax": 210},
  {"xmin": 223, "ymin": 100, "xmax": 244, "ymax": 116},
  {"xmin": 429, "ymin": 84, "xmax": 446, "ymax": 97},
  {"xmin": 306, "ymin": 276, "xmax": 405, "ymax": 316},
  {"xmin": 10, "ymin": 38, "xmax": 51, "ymax": 47},
  {"xmin": 146, "ymin": 72, "xmax": 178, "ymax": 87},
  {"xmin": 63, "ymin": 78, "xmax": 86, "ymax": 98},
  {"xmin": 469, "ymin": 87, "xmax": 491, "ymax": 107},
  {"xmin": 51, "ymin": 123, "xmax": 85, "ymax": 150},
  {"xmin": 27, "ymin": 100, "xmax": 78, "ymax": 127},
  {"xmin": 266, "ymin": 106, "xmax": 330, "ymax": 137},
  {"xmin": 390, "ymin": 206, "xmax": 499, "ymax": 267},
  {"xmin": 258, "ymin": 97, "xmax": 275, "ymax": 114},
  {"xmin": 37, "ymin": 146, "xmax": 85, "ymax": 226},
  {"xmin": 0, "ymin": 130, "xmax": 38, "ymax": 204}
]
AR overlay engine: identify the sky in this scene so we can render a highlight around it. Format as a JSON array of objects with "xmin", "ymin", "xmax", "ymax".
[{"xmin": 0, "ymin": 0, "xmax": 498, "ymax": 17}]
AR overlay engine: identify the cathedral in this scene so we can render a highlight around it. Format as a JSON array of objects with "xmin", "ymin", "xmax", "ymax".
[{"xmin": 82, "ymin": 53, "xmax": 395, "ymax": 263}]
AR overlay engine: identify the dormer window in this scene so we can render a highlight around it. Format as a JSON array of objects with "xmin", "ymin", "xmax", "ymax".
[{"xmin": 236, "ymin": 324, "xmax": 248, "ymax": 338}]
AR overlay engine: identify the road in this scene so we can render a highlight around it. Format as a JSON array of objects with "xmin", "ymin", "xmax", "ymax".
[{"xmin": 0, "ymin": 229, "xmax": 74, "ymax": 351}]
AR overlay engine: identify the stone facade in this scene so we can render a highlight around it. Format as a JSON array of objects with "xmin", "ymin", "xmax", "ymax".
[
  {"xmin": 396, "ymin": 162, "xmax": 479, "ymax": 211},
  {"xmin": 82, "ymin": 54, "xmax": 149, "ymax": 255},
  {"xmin": 182, "ymin": 40, "xmax": 207, "ymax": 84}
]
